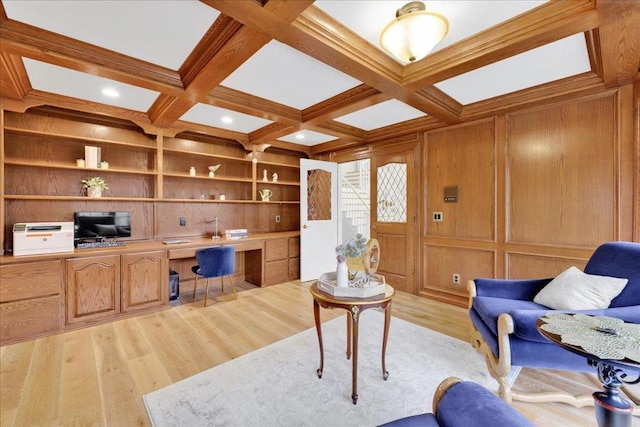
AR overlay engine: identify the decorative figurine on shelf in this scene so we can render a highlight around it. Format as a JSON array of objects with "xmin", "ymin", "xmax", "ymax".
[
  {"xmin": 189, "ymin": 166, "xmax": 196, "ymax": 176},
  {"xmin": 272, "ymin": 172, "xmax": 278, "ymax": 183},
  {"xmin": 263, "ymin": 169, "xmax": 268, "ymax": 182},
  {"xmin": 259, "ymin": 188, "xmax": 272, "ymax": 201},
  {"xmin": 208, "ymin": 164, "xmax": 221, "ymax": 178}
]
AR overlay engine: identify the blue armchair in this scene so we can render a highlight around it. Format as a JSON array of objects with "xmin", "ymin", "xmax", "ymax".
[
  {"xmin": 380, "ymin": 377, "xmax": 533, "ymax": 427},
  {"xmin": 468, "ymin": 241, "xmax": 640, "ymax": 405}
]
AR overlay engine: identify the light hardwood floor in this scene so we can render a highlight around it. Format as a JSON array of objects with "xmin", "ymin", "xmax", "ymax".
[{"xmin": 1, "ymin": 281, "xmax": 605, "ymax": 426}]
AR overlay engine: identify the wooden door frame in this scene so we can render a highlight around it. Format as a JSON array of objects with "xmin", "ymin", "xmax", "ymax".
[{"xmin": 327, "ymin": 135, "xmax": 422, "ymax": 294}]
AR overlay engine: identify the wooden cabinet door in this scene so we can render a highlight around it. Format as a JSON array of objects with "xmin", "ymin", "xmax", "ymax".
[
  {"xmin": 121, "ymin": 251, "xmax": 168, "ymax": 312},
  {"xmin": 66, "ymin": 255, "xmax": 120, "ymax": 324}
]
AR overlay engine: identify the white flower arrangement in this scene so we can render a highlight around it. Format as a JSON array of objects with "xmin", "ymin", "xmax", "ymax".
[
  {"xmin": 335, "ymin": 234, "xmax": 368, "ymax": 263},
  {"xmin": 81, "ymin": 176, "xmax": 109, "ymax": 190}
]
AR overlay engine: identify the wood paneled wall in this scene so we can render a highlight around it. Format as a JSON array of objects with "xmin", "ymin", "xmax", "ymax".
[{"xmin": 422, "ymin": 87, "xmax": 638, "ymax": 306}]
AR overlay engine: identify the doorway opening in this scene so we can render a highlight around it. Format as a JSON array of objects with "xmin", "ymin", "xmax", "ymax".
[{"xmin": 339, "ymin": 159, "xmax": 370, "ymax": 242}]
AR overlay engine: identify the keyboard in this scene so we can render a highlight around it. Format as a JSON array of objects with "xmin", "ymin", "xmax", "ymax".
[
  {"xmin": 162, "ymin": 239, "xmax": 191, "ymax": 245},
  {"xmin": 76, "ymin": 241, "xmax": 127, "ymax": 249}
]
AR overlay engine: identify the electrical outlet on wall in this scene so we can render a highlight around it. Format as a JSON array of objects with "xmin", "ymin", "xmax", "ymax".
[
  {"xmin": 453, "ymin": 273, "xmax": 461, "ymax": 284},
  {"xmin": 275, "ymin": 215, "xmax": 281, "ymax": 223},
  {"xmin": 433, "ymin": 212, "xmax": 443, "ymax": 222},
  {"xmin": 179, "ymin": 217, "xmax": 186, "ymax": 226}
]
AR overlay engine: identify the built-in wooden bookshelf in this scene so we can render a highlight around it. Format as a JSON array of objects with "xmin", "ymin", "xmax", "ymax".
[{"xmin": 1, "ymin": 108, "xmax": 304, "ymax": 250}]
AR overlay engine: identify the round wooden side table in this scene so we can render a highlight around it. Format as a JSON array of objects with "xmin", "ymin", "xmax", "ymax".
[{"xmin": 309, "ymin": 282, "xmax": 395, "ymax": 404}]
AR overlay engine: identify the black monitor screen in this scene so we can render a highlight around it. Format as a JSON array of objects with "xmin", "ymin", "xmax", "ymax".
[{"xmin": 74, "ymin": 211, "xmax": 131, "ymax": 241}]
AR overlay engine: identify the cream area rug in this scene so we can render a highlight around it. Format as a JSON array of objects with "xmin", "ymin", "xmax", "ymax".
[{"xmin": 143, "ymin": 310, "xmax": 493, "ymax": 427}]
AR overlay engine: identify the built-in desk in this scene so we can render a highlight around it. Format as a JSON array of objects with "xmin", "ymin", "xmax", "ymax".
[{"xmin": 0, "ymin": 231, "xmax": 300, "ymax": 346}]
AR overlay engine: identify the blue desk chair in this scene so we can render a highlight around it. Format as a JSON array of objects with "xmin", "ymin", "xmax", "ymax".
[{"xmin": 192, "ymin": 246, "xmax": 237, "ymax": 306}]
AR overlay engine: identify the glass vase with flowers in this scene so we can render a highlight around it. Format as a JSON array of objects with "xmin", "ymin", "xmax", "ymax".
[{"xmin": 335, "ymin": 234, "xmax": 368, "ymax": 287}]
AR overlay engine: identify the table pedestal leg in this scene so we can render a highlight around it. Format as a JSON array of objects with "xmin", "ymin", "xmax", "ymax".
[
  {"xmin": 381, "ymin": 303, "xmax": 392, "ymax": 380},
  {"xmin": 350, "ymin": 306, "xmax": 360, "ymax": 404},
  {"xmin": 346, "ymin": 314, "xmax": 352, "ymax": 359},
  {"xmin": 592, "ymin": 362, "xmax": 633, "ymax": 427},
  {"xmin": 313, "ymin": 299, "xmax": 324, "ymax": 378}
]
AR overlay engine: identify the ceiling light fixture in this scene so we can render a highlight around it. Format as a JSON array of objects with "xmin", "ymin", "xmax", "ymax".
[
  {"xmin": 221, "ymin": 116, "xmax": 233, "ymax": 124},
  {"xmin": 295, "ymin": 133, "xmax": 305, "ymax": 140},
  {"xmin": 379, "ymin": 1, "xmax": 449, "ymax": 63}
]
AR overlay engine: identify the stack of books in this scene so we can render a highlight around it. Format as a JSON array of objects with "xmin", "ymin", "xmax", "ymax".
[{"xmin": 225, "ymin": 229, "xmax": 248, "ymax": 240}]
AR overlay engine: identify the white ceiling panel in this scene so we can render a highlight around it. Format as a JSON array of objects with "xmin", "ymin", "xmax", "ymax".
[
  {"xmin": 221, "ymin": 41, "xmax": 362, "ymax": 110},
  {"xmin": 3, "ymin": 0, "xmax": 218, "ymax": 70},
  {"xmin": 435, "ymin": 34, "xmax": 591, "ymax": 105},
  {"xmin": 278, "ymin": 130, "xmax": 338, "ymax": 146},
  {"xmin": 335, "ymin": 99, "xmax": 426, "ymax": 131},
  {"xmin": 180, "ymin": 104, "xmax": 273, "ymax": 133},
  {"xmin": 23, "ymin": 59, "xmax": 160, "ymax": 112}
]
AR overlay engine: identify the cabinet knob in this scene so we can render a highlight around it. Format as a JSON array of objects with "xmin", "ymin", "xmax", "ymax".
[{"xmin": 303, "ymin": 224, "xmax": 309, "ymax": 229}]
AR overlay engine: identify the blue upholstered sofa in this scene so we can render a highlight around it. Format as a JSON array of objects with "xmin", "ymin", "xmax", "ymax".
[
  {"xmin": 380, "ymin": 377, "xmax": 533, "ymax": 427},
  {"xmin": 468, "ymin": 241, "xmax": 640, "ymax": 404}
]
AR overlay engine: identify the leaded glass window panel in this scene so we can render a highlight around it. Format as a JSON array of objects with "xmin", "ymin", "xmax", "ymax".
[
  {"xmin": 307, "ymin": 169, "xmax": 332, "ymax": 221},
  {"xmin": 377, "ymin": 163, "xmax": 406, "ymax": 223}
]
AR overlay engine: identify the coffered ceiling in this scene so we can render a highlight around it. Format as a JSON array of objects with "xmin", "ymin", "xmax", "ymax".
[{"xmin": 1, "ymin": 1, "xmax": 638, "ymax": 155}]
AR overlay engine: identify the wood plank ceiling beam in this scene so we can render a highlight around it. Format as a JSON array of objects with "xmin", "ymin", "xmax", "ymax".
[
  {"xmin": 0, "ymin": 53, "xmax": 29, "ymax": 99},
  {"xmin": 150, "ymin": 0, "xmax": 314, "ymax": 128},
  {"xmin": 402, "ymin": 0, "xmax": 600, "ymax": 88},
  {"xmin": 0, "ymin": 20, "xmax": 184, "ymax": 96},
  {"xmin": 148, "ymin": 24, "xmax": 270, "ymax": 127},
  {"xmin": 596, "ymin": 0, "xmax": 640, "ymax": 87},
  {"xmin": 208, "ymin": 86, "xmax": 301, "ymax": 125},
  {"xmin": 302, "ymin": 84, "xmax": 390, "ymax": 125},
  {"xmin": 205, "ymin": 0, "xmax": 462, "ymax": 124}
]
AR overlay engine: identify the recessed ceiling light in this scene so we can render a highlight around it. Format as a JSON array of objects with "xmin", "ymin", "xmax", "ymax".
[
  {"xmin": 101, "ymin": 88, "xmax": 120, "ymax": 98},
  {"xmin": 221, "ymin": 116, "xmax": 233, "ymax": 124},
  {"xmin": 296, "ymin": 133, "xmax": 305, "ymax": 140}
]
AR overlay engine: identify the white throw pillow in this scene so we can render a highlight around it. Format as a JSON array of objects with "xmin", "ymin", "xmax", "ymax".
[{"xmin": 533, "ymin": 266, "xmax": 628, "ymax": 310}]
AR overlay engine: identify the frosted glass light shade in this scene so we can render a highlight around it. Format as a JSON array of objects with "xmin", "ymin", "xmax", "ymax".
[{"xmin": 380, "ymin": 7, "xmax": 449, "ymax": 63}]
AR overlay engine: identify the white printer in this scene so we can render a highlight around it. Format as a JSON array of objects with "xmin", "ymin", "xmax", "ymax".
[{"xmin": 13, "ymin": 222, "xmax": 74, "ymax": 256}]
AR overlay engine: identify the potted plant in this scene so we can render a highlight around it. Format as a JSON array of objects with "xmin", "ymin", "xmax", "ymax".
[
  {"xmin": 81, "ymin": 176, "xmax": 108, "ymax": 198},
  {"xmin": 335, "ymin": 234, "xmax": 368, "ymax": 286}
]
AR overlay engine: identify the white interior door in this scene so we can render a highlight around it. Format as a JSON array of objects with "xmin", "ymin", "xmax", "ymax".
[{"xmin": 300, "ymin": 159, "xmax": 338, "ymax": 281}]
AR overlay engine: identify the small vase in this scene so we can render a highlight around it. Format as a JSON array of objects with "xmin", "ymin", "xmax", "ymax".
[
  {"xmin": 87, "ymin": 187, "xmax": 102, "ymax": 198},
  {"xmin": 336, "ymin": 261, "xmax": 348, "ymax": 287}
]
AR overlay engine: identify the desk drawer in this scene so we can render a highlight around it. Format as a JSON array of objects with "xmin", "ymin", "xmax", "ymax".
[
  {"xmin": 0, "ymin": 294, "xmax": 62, "ymax": 343},
  {"xmin": 0, "ymin": 260, "xmax": 61, "ymax": 303},
  {"xmin": 167, "ymin": 248, "xmax": 197, "ymax": 259},
  {"xmin": 265, "ymin": 259, "xmax": 288, "ymax": 286},
  {"xmin": 265, "ymin": 239, "xmax": 288, "ymax": 262}
]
